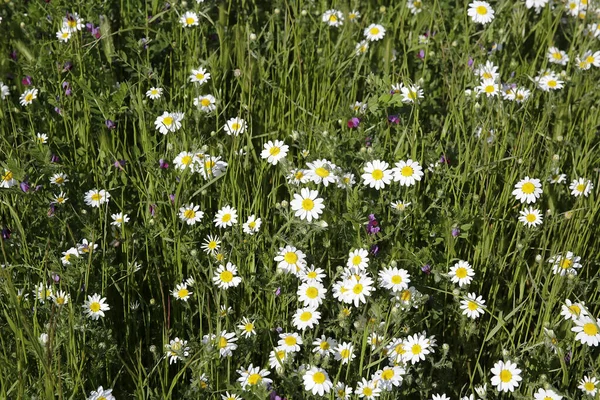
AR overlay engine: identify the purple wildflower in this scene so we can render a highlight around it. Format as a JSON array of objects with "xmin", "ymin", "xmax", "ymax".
[
  {"xmin": 20, "ymin": 181, "xmax": 30, "ymax": 193},
  {"xmin": 451, "ymin": 227, "xmax": 460, "ymax": 238},
  {"xmin": 21, "ymin": 76, "xmax": 32, "ymax": 86},
  {"xmin": 159, "ymin": 159, "xmax": 169, "ymax": 169},
  {"xmin": 105, "ymin": 120, "xmax": 116, "ymax": 130},
  {"xmin": 421, "ymin": 264, "xmax": 432, "ymax": 275},
  {"xmin": 388, "ymin": 115, "xmax": 400, "ymax": 124},
  {"xmin": 347, "ymin": 117, "xmax": 360, "ymax": 129}
]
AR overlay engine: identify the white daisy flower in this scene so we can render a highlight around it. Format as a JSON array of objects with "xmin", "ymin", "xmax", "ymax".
[
  {"xmin": 180, "ymin": 11, "xmax": 199, "ymax": 27},
  {"xmin": 571, "ymin": 316, "xmax": 600, "ymax": 346},
  {"xmin": 518, "ymin": 207, "xmax": 543, "ymax": 227},
  {"xmin": 242, "ymin": 215, "xmax": 262, "ymax": 235},
  {"xmin": 179, "ymin": 203, "xmax": 204, "ymax": 225},
  {"xmin": 212, "ymin": 262, "xmax": 242, "ymax": 289},
  {"xmin": 490, "ymin": 360, "xmax": 522, "ymax": 393},
  {"xmin": 154, "ymin": 111, "xmax": 184, "ymax": 134},
  {"xmin": 569, "ymin": 177, "xmax": 593, "ymax": 197},
  {"xmin": 364, "ymin": 24, "xmax": 385, "ymax": 41},
  {"xmin": 512, "ymin": 177, "xmax": 542, "ymax": 204},
  {"xmin": 549, "ymin": 251, "xmax": 582, "ymax": 276},
  {"xmin": 362, "ymin": 160, "xmax": 393, "ymax": 190},
  {"xmin": 579, "ymin": 376, "xmax": 599, "ymax": 396},
  {"xmin": 290, "ymin": 187, "xmax": 325, "ymax": 222},
  {"xmin": 392, "ymin": 159, "xmax": 424, "ymax": 186},
  {"xmin": 378, "ymin": 267, "xmax": 410, "ymax": 292},
  {"xmin": 261, "ymin": 140, "xmax": 289, "ymax": 165},
  {"xmin": 460, "ymin": 292, "xmax": 486, "ymax": 319},
  {"xmin": 19, "ymin": 88, "xmax": 38, "ymax": 106},
  {"xmin": 146, "ymin": 87, "xmax": 163, "ymax": 100},
  {"xmin": 224, "ymin": 117, "xmax": 247, "ymax": 136},
  {"xmin": 292, "ymin": 307, "xmax": 321, "ymax": 330},
  {"xmin": 322, "ymin": 9, "xmax": 343, "ymax": 27},
  {"xmin": 449, "ymin": 260, "xmax": 475, "ymax": 287},
  {"xmin": 172, "ymin": 283, "xmax": 192, "ymax": 301},
  {"xmin": 194, "ymin": 94, "xmax": 217, "ymax": 111},
  {"xmin": 189, "ymin": 67, "xmax": 211, "ymax": 85},
  {"xmin": 214, "ymin": 205, "xmax": 238, "ymax": 228},
  {"xmin": 83, "ymin": 293, "xmax": 110, "ymax": 320},
  {"xmin": 303, "ymin": 366, "xmax": 333, "ymax": 396},
  {"xmin": 467, "ymin": 1, "xmax": 495, "ymax": 24}
]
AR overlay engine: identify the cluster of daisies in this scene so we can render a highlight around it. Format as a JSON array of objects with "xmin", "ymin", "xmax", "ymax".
[
  {"xmin": 512, "ymin": 175, "xmax": 593, "ymax": 228},
  {"xmin": 320, "ymin": 9, "xmax": 386, "ymax": 57}
]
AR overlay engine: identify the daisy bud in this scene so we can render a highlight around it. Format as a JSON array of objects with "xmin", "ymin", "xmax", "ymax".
[
  {"xmin": 379, "ymin": 6, "xmax": 386, "ymax": 13},
  {"xmin": 81, "ymin": 209, "xmax": 87, "ymax": 214},
  {"xmin": 501, "ymin": 348, "xmax": 509, "ymax": 357},
  {"xmin": 150, "ymin": 298, "xmax": 156, "ymax": 305},
  {"xmin": 552, "ymin": 154, "xmax": 560, "ymax": 161},
  {"xmin": 556, "ymin": 135, "xmax": 563, "ymax": 142},
  {"xmin": 181, "ymin": 1, "xmax": 187, "ymax": 6},
  {"xmin": 301, "ymin": 10, "xmax": 307, "ymax": 16},
  {"xmin": 149, "ymin": 345, "xmax": 156, "ymax": 353},
  {"xmin": 190, "ymin": 249, "xmax": 197, "ymax": 257},
  {"xmin": 249, "ymin": 33, "xmax": 256, "ymax": 40},
  {"xmin": 280, "ymin": 200, "xmax": 288, "ymax": 208},
  {"xmin": 564, "ymin": 211, "xmax": 573, "ymax": 219},
  {"xmin": 20, "ymin": 22, "xmax": 25, "ymax": 28},
  {"xmin": 516, "ymin": 243, "xmax": 523, "ymax": 250},
  {"xmin": 390, "ymin": 260, "xmax": 397, "ymax": 267},
  {"xmin": 274, "ymin": 8, "xmax": 280, "ymax": 14},
  {"xmin": 359, "ymin": 147, "xmax": 366, "ymax": 153},
  {"xmin": 234, "ymin": 69, "xmax": 241, "ymax": 77},
  {"xmin": 322, "ymin": 130, "xmax": 328, "ymax": 137},
  {"xmin": 452, "ymin": 40, "xmax": 457, "ymax": 46},
  {"xmin": 535, "ymin": 254, "xmax": 542, "ymax": 262},
  {"xmin": 452, "ymin": 288, "xmax": 460, "ymax": 296}
]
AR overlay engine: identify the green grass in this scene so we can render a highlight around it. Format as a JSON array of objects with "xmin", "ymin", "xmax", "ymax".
[{"xmin": 1, "ymin": 0, "xmax": 599, "ymax": 398}]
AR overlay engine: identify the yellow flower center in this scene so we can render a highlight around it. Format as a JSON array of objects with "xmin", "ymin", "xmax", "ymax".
[
  {"xmin": 57, "ymin": 297, "xmax": 65, "ymax": 305},
  {"xmin": 577, "ymin": 183, "xmax": 586, "ymax": 192},
  {"xmin": 196, "ymin": 73, "xmax": 204, "ymax": 80},
  {"xmin": 521, "ymin": 182, "xmax": 535, "ymax": 194},
  {"xmin": 201, "ymin": 98, "xmax": 211, "ymax": 106},
  {"xmin": 25, "ymin": 93, "xmax": 33, "ymax": 102},
  {"xmin": 163, "ymin": 116, "xmax": 173, "ymax": 126},
  {"xmin": 476, "ymin": 5, "xmax": 488, "ymax": 15},
  {"xmin": 181, "ymin": 155, "xmax": 192, "ymax": 165},
  {"xmin": 91, "ymin": 193, "xmax": 102, "ymax": 202},
  {"xmin": 584, "ymin": 382, "xmax": 595, "ymax": 391},
  {"xmin": 299, "ymin": 311, "xmax": 312, "ymax": 322},
  {"xmin": 391, "ymin": 275, "xmax": 402, "ymax": 284},
  {"xmin": 248, "ymin": 221, "xmax": 256, "ymax": 228},
  {"xmin": 2, "ymin": 171, "xmax": 13, "ymax": 181},
  {"xmin": 90, "ymin": 302, "xmax": 101, "ymax": 312},
  {"xmin": 244, "ymin": 323, "xmax": 254, "ymax": 332},
  {"xmin": 353, "ymin": 283, "xmax": 363, "ymax": 294},
  {"xmin": 552, "ymin": 52, "xmax": 562, "ymax": 60},
  {"xmin": 329, "ymin": 15, "xmax": 338, "ymax": 22},
  {"xmin": 371, "ymin": 169, "xmax": 384, "ymax": 180},
  {"xmin": 560, "ymin": 259, "xmax": 573, "ymax": 269},
  {"xmin": 231, "ymin": 123, "xmax": 241, "ymax": 131},
  {"xmin": 184, "ymin": 209, "xmax": 196, "ymax": 220},
  {"xmin": 208, "ymin": 241, "xmax": 217, "ymax": 250},
  {"xmin": 222, "ymin": 214, "xmax": 231, "ymax": 223},
  {"xmin": 307, "ymin": 271, "xmax": 317, "ymax": 279},
  {"xmin": 401, "ymin": 289, "xmax": 412, "ymax": 302},
  {"xmin": 467, "ymin": 301, "xmax": 479, "ymax": 310},
  {"xmin": 381, "ymin": 369, "xmax": 394, "ymax": 380},
  {"xmin": 455, "ymin": 267, "xmax": 468, "ymax": 279},
  {"xmin": 67, "ymin": 20, "xmax": 77, "ymax": 28},
  {"xmin": 340, "ymin": 349, "xmax": 350, "ymax": 358},
  {"xmin": 411, "ymin": 344, "xmax": 422, "ymax": 354},
  {"xmin": 295, "ymin": 171, "xmax": 304, "ymax": 180},
  {"xmin": 284, "ymin": 252, "xmax": 298, "ymax": 264},
  {"xmin": 569, "ymin": 304, "xmax": 581, "ymax": 315},
  {"xmin": 352, "ymin": 255, "xmax": 362, "ymax": 265},
  {"xmin": 484, "ymin": 85, "xmax": 495, "ymax": 93},
  {"xmin": 186, "ymin": 17, "xmax": 195, "ymax": 25},
  {"xmin": 499, "ymin": 369, "xmax": 512, "ymax": 383},
  {"xmin": 247, "ymin": 373, "xmax": 262, "ymax": 385},
  {"xmin": 583, "ymin": 323, "xmax": 598, "ymax": 336},
  {"xmin": 219, "ymin": 336, "xmax": 228, "ymax": 348},
  {"xmin": 313, "ymin": 371, "xmax": 326, "ymax": 384},
  {"xmin": 363, "ymin": 387, "xmax": 373, "ymax": 396},
  {"xmin": 483, "ymin": 71, "xmax": 493, "ymax": 79},
  {"xmin": 369, "ymin": 27, "xmax": 380, "ymax": 35},
  {"xmin": 302, "ymin": 198, "xmax": 314, "ymax": 210},
  {"xmin": 220, "ymin": 271, "xmax": 233, "ymax": 283},
  {"xmin": 526, "ymin": 213, "xmax": 537, "ymax": 223},
  {"xmin": 178, "ymin": 288, "xmax": 189, "ymax": 298},
  {"xmin": 401, "ymin": 166, "xmax": 414, "ymax": 177},
  {"xmin": 586, "ymin": 55, "xmax": 594, "ymax": 63},
  {"xmin": 62, "ymin": 32, "xmax": 69, "ymax": 38},
  {"xmin": 284, "ymin": 336, "xmax": 297, "ymax": 346},
  {"xmin": 320, "ymin": 341, "xmax": 330, "ymax": 350},
  {"xmin": 306, "ymin": 287, "xmax": 319, "ymax": 299},
  {"xmin": 315, "ymin": 167, "xmax": 329, "ymax": 178},
  {"xmin": 395, "ymin": 343, "xmax": 405, "ymax": 354},
  {"xmin": 269, "ymin": 147, "xmax": 281, "ymax": 156}
]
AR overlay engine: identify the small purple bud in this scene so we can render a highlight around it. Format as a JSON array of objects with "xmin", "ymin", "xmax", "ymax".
[
  {"xmin": 20, "ymin": 181, "xmax": 30, "ymax": 193},
  {"xmin": 62, "ymin": 61, "xmax": 73, "ymax": 72},
  {"xmin": 10, "ymin": 50, "xmax": 18, "ymax": 61},
  {"xmin": 52, "ymin": 273, "xmax": 60, "ymax": 282},
  {"xmin": 48, "ymin": 204, "xmax": 56, "ymax": 217},
  {"xmin": 22, "ymin": 76, "xmax": 32, "ymax": 86},
  {"xmin": 275, "ymin": 326, "xmax": 283, "ymax": 333},
  {"xmin": 50, "ymin": 154, "xmax": 60, "ymax": 163},
  {"xmin": 565, "ymin": 350, "xmax": 572, "ymax": 365},
  {"xmin": 65, "ymin": 88, "xmax": 72, "ymax": 96},
  {"xmin": 159, "ymin": 159, "xmax": 169, "ymax": 169},
  {"xmin": 468, "ymin": 58, "xmax": 474, "ymax": 68},
  {"xmin": 105, "ymin": 120, "xmax": 116, "ymax": 130},
  {"xmin": 169, "ymin": 194, "xmax": 175, "ymax": 204},
  {"xmin": 1, "ymin": 228, "xmax": 11, "ymax": 240},
  {"xmin": 370, "ymin": 245, "xmax": 379, "ymax": 256},
  {"xmin": 35, "ymin": 185, "xmax": 42, "ymax": 191},
  {"xmin": 149, "ymin": 204, "xmax": 156, "ymax": 217},
  {"xmin": 347, "ymin": 117, "xmax": 360, "ymax": 129},
  {"xmin": 417, "ymin": 49, "xmax": 425, "ymax": 59},
  {"xmin": 113, "ymin": 159, "xmax": 126, "ymax": 170},
  {"xmin": 387, "ymin": 115, "xmax": 400, "ymax": 124},
  {"xmin": 451, "ymin": 227, "xmax": 460, "ymax": 238},
  {"xmin": 421, "ymin": 264, "xmax": 432, "ymax": 275},
  {"xmin": 85, "ymin": 22, "xmax": 93, "ymax": 31},
  {"xmin": 92, "ymin": 27, "xmax": 101, "ymax": 39},
  {"xmin": 54, "ymin": 107, "xmax": 63, "ymax": 115},
  {"xmin": 368, "ymin": 214, "xmax": 376, "ymax": 222},
  {"xmin": 275, "ymin": 287, "xmax": 281, "ymax": 296}
]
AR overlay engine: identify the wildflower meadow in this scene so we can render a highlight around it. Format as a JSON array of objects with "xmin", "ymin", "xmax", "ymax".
[{"xmin": 1, "ymin": 0, "xmax": 600, "ymax": 398}]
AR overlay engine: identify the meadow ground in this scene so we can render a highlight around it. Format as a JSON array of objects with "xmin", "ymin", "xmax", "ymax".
[{"xmin": 1, "ymin": 0, "xmax": 600, "ymax": 399}]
